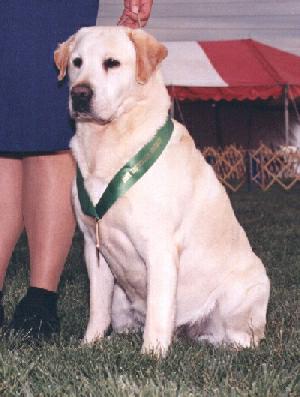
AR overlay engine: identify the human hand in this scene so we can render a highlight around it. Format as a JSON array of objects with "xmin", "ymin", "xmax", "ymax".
[{"xmin": 118, "ymin": 0, "xmax": 153, "ymax": 28}]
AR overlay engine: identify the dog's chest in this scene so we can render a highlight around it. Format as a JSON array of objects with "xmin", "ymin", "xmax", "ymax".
[{"xmin": 84, "ymin": 174, "xmax": 108, "ymax": 207}]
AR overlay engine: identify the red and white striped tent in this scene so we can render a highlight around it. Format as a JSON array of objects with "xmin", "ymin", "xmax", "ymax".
[{"xmin": 161, "ymin": 39, "xmax": 300, "ymax": 102}]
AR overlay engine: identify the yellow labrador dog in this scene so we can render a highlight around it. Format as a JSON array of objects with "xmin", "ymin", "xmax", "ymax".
[{"xmin": 55, "ymin": 27, "xmax": 270, "ymax": 356}]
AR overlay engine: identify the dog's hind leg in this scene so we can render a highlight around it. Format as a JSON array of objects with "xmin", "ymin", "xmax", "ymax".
[
  {"xmin": 222, "ymin": 280, "xmax": 270, "ymax": 347},
  {"xmin": 213, "ymin": 275, "xmax": 270, "ymax": 348},
  {"xmin": 188, "ymin": 277, "xmax": 270, "ymax": 348},
  {"xmin": 111, "ymin": 284, "xmax": 141, "ymax": 334}
]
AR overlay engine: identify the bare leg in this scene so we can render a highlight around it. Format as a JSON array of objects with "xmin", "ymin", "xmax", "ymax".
[
  {"xmin": 0, "ymin": 156, "xmax": 24, "ymax": 289},
  {"xmin": 22, "ymin": 151, "xmax": 76, "ymax": 291}
]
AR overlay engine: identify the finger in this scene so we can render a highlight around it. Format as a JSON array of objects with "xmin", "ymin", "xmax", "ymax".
[
  {"xmin": 117, "ymin": 10, "xmax": 139, "ymax": 28},
  {"xmin": 124, "ymin": 10, "xmax": 138, "ymax": 20},
  {"xmin": 140, "ymin": 0, "xmax": 153, "ymax": 16},
  {"xmin": 131, "ymin": 5, "xmax": 139, "ymax": 14},
  {"xmin": 120, "ymin": 0, "xmax": 153, "ymax": 27},
  {"xmin": 123, "ymin": 0, "xmax": 139, "ymax": 15},
  {"xmin": 129, "ymin": 0, "xmax": 140, "ymax": 11},
  {"xmin": 122, "ymin": 9, "xmax": 148, "ymax": 22},
  {"xmin": 129, "ymin": 0, "xmax": 150, "ymax": 17}
]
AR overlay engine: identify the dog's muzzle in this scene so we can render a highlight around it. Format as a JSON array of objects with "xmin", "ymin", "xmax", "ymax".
[{"xmin": 71, "ymin": 84, "xmax": 93, "ymax": 115}]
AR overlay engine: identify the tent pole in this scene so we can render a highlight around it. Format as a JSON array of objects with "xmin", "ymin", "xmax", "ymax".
[
  {"xmin": 171, "ymin": 97, "xmax": 175, "ymax": 118},
  {"xmin": 284, "ymin": 84, "xmax": 289, "ymax": 146},
  {"xmin": 246, "ymin": 101, "xmax": 254, "ymax": 192},
  {"xmin": 215, "ymin": 102, "xmax": 224, "ymax": 148},
  {"xmin": 170, "ymin": 86, "xmax": 175, "ymax": 118}
]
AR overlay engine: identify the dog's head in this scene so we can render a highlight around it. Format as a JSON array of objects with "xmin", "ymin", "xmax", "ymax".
[{"xmin": 54, "ymin": 27, "xmax": 167, "ymax": 124}]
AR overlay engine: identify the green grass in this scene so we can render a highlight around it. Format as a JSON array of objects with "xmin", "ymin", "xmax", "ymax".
[{"xmin": 1, "ymin": 187, "xmax": 299, "ymax": 396}]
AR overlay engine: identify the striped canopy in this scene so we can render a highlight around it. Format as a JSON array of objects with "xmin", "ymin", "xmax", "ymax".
[{"xmin": 161, "ymin": 39, "xmax": 300, "ymax": 101}]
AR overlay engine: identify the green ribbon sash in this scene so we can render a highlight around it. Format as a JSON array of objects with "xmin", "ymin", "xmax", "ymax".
[{"xmin": 76, "ymin": 116, "xmax": 174, "ymax": 221}]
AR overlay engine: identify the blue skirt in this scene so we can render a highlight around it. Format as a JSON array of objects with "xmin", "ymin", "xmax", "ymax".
[{"xmin": 0, "ymin": 1, "xmax": 99, "ymax": 153}]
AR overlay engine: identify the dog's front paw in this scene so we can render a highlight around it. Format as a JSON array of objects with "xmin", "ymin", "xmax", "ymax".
[
  {"xmin": 82, "ymin": 323, "xmax": 109, "ymax": 344},
  {"xmin": 141, "ymin": 340, "xmax": 169, "ymax": 357},
  {"xmin": 82, "ymin": 331, "xmax": 103, "ymax": 345}
]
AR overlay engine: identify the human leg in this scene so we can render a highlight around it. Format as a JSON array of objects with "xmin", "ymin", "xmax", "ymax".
[
  {"xmin": 0, "ymin": 156, "xmax": 24, "ymax": 326},
  {"xmin": 22, "ymin": 151, "xmax": 76, "ymax": 291},
  {"xmin": 10, "ymin": 151, "xmax": 76, "ymax": 336},
  {"xmin": 0, "ymin": 156, "xmax": 24, "ymax": 290}
]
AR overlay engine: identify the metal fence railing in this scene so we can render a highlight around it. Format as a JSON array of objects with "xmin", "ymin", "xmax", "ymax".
[{"xmin": 202, "ymin": 144, "xmax": 300, "ymax": 191}]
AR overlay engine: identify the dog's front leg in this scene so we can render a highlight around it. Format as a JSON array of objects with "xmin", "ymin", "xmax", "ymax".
[
  {"xmin": 83, "ymin": 237, "xmax": 114, "ymax": 343},
  {"xmin": 142, "ymin": 248, "xmax": 178, "ymax": 356}
]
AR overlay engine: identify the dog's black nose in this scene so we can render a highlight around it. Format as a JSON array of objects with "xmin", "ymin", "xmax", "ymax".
[{"xmin": 71, "ymin": 84, "xmax": 93, "ymax": 113}]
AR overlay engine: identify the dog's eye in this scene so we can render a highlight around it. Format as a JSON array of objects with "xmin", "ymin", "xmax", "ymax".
[
  {"xmin": 103, "ymin": 58, "xmax": 120, "ymax": 71},
  {"xmin": 73, "ymin": 57, "xmax": 83, "ymax": 68}
]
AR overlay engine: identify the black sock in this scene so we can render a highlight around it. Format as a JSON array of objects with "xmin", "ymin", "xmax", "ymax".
[
  {"xmin": 25, "ymin": 287, "xmax": 58, "ymax": 313},
  {"xmin": 0, "ymin": 290, "xmax": 3, "ymax": 304}
]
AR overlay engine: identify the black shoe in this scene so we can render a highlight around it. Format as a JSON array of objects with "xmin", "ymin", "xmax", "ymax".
[{"xmin": 9, "ymin": 287, "xmax": 60, "ymax": 339}]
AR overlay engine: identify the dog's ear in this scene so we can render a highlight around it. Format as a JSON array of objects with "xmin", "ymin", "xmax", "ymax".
[
  {"xmin": 54, "ymin": 35, "xmax": 75, "ymax": 81},
  {"xmin": 128, "ymin": 29, "xmax": 168, "ymax": 84}
]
